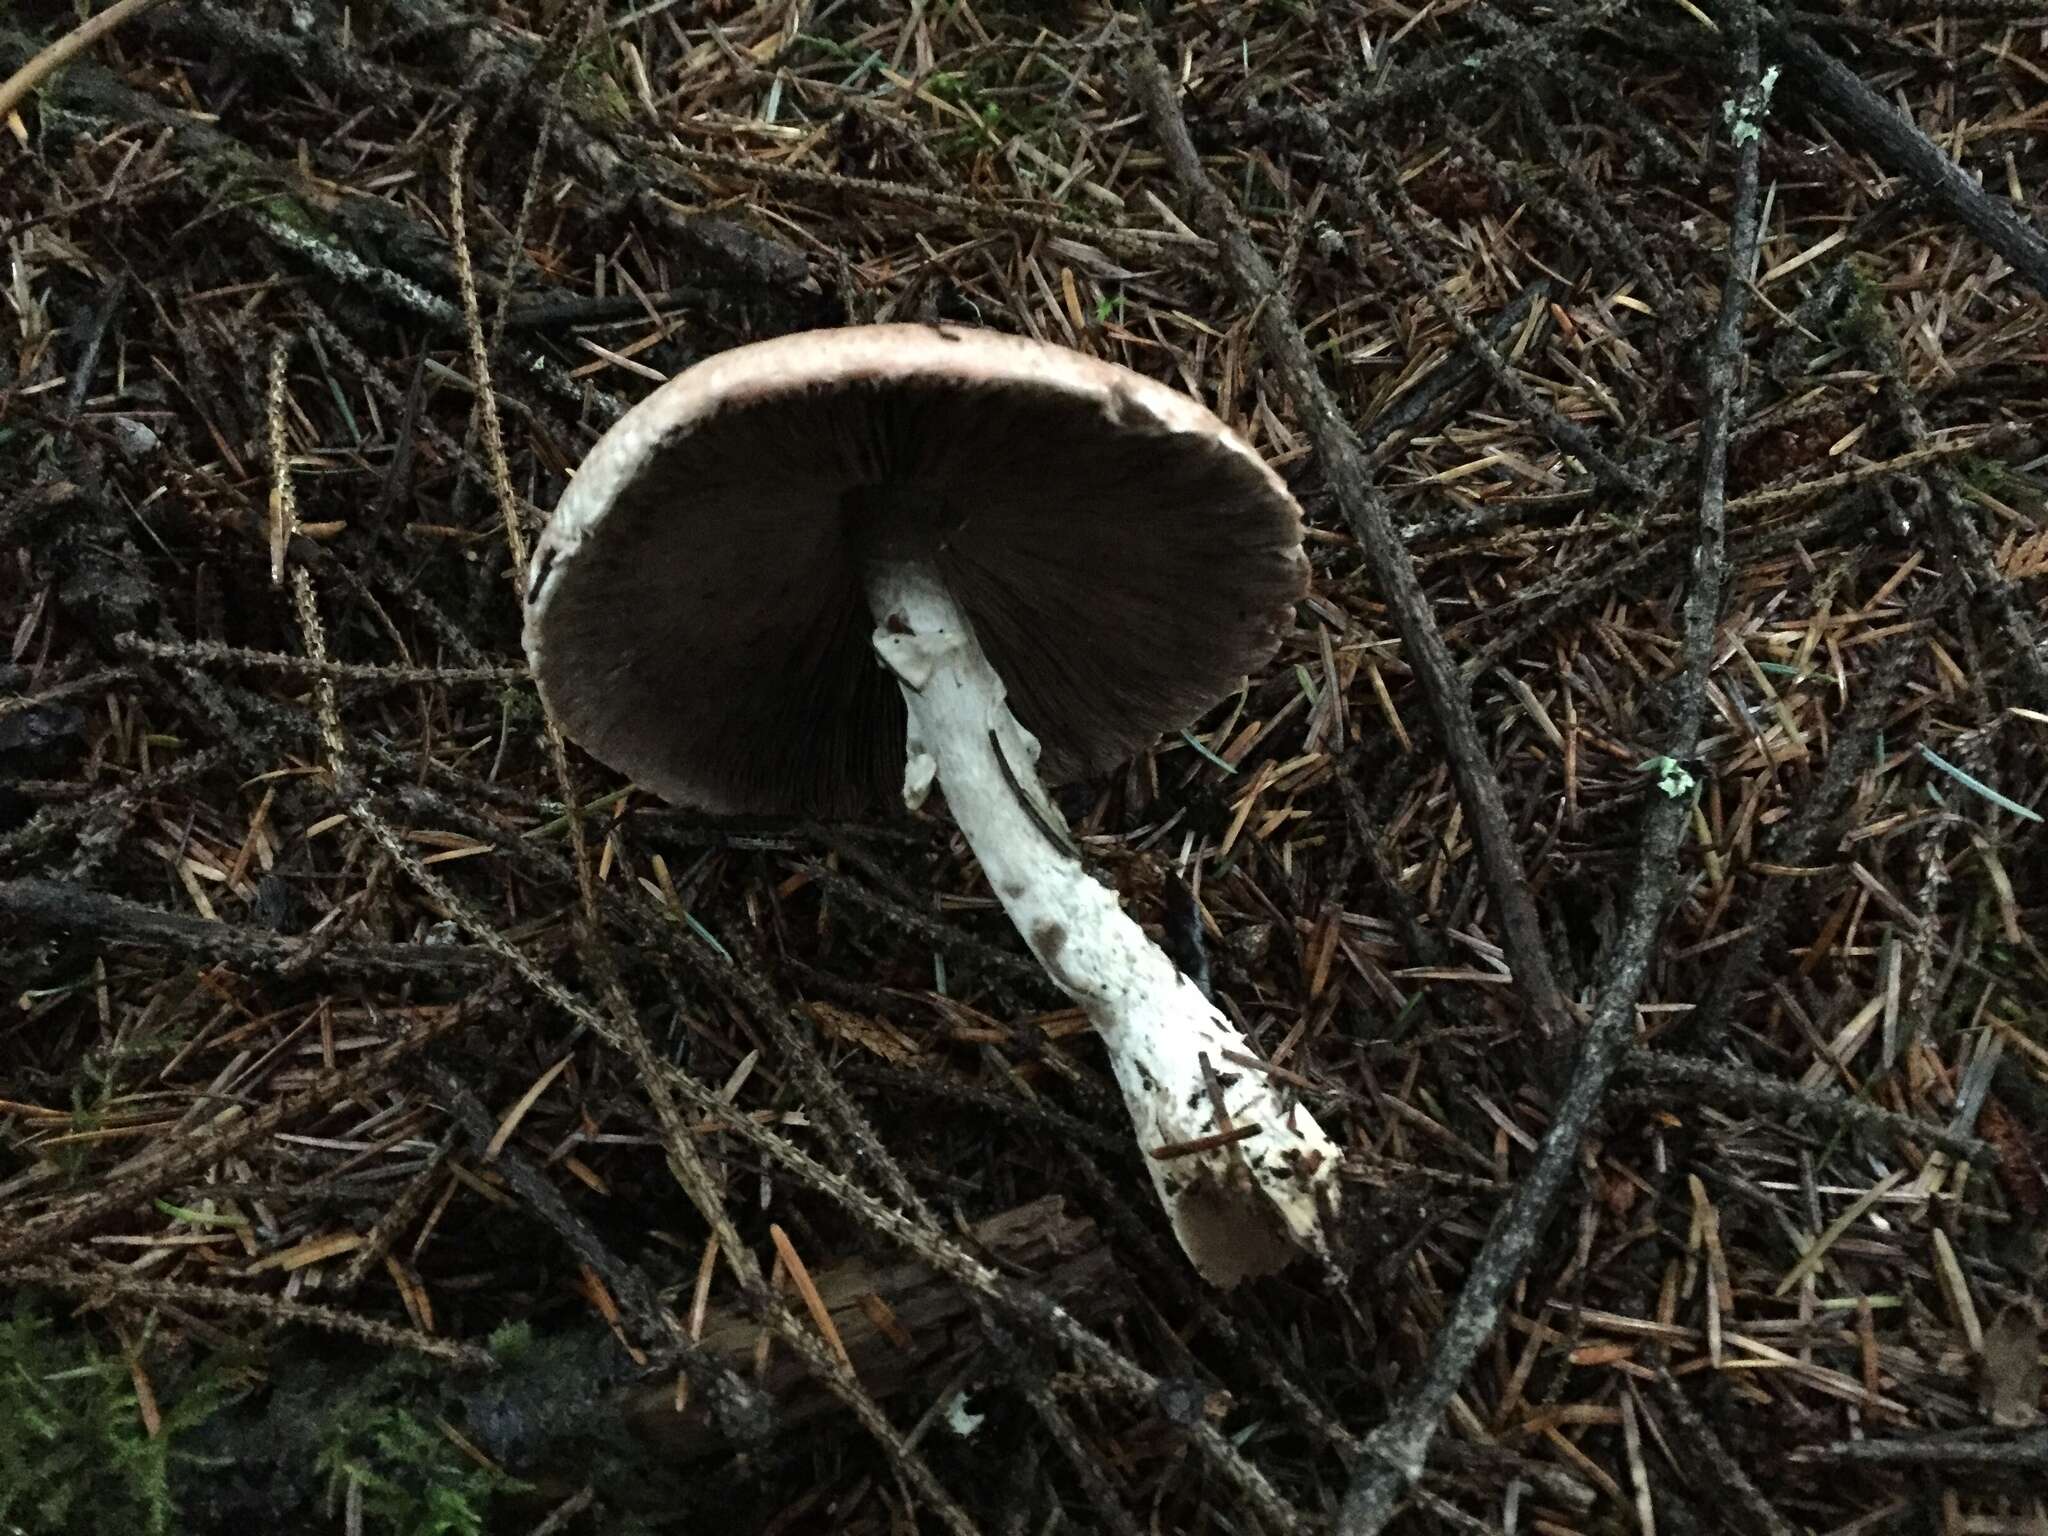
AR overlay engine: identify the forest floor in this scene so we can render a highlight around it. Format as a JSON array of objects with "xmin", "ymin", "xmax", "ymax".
[{"xmin": 3, "ymin": 1, "xmax": 2047, "ymax": 1533}]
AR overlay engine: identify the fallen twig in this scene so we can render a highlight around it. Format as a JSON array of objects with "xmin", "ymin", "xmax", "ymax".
[
  {"xmin": 1792, "ymin": 1432, "xmax": 2048, "ymax": 1469},
  {"xmin": 0, "ymin": 0, "xmax": 167, "ymax": 122},
  {"xmin": 1679, "ymin": 627, "xmax": 1925, "ymax": 1048},
  {"xmin": 0, "ymin": 875, "xmax": 496, "ymax": 980},
  {"xmin": 0, "ymin": 1001, "xmax": 480, "ymax": 1265},
  {"xmin": 662, "ymin": 144, "xmax": 1217, "ymax": 266},
  {"xmin": 386, "ymin": 0, "xmax": 813, "ymax": 290},
  {"xmin": 1129, "ymin": 39, "xmax": 1572, "ymax": 1044},
  {"xmin": 1, "ymin": 1260, "xmax": 496, "ymax": 1370},
  {"xmin": 1650, "ymin": 1370, "xmax": 1802, "ymax": 1536},
  {"xmin": 1361, "ymin": 281, "xmax": 1552, "ymax": 465},
  {"xmin": 1337, "ymin": 7, "xmax": 1769, "ymax": 1526},
  {"xmin": 1762, "ymin": 12, "xmax": 2048, "ymax": 300},
  {"xmin": 1291, "ymin": 108, "xmax": 1652, "ymax": 497},
  {"xmin": 0, "ymin": 40, "xmax": 625, "ymax": 424},
  {"xmin": 117, "ymin": 634, "xmax": 529, "ymax": 688},
  {"xmin": 1323, "ymin": 1, "xmax": 1630, "ymax": 124},
  {"xmin": 1622, "ymin": 1048, "xmax": 1992, "ymax": 1162},
  {"xmin": 1852, "ymin": 307, "xmax": 2048, "ymax": 715}
]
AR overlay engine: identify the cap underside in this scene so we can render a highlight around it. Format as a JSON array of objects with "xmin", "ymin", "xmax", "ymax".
[{"xmin": 527, "ymin": 336, "xmax": 1307, "ymax": 817}]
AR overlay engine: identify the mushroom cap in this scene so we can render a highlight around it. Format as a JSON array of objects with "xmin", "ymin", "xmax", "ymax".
[{"xmin": 524, "ymin": 323, "xmax": 1309, "ymax": 816}]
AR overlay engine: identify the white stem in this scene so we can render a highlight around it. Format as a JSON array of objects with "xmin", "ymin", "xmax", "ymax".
[{"xmin": 867, "ymin": 560, "xmax": 1342, "ymax": 1287}]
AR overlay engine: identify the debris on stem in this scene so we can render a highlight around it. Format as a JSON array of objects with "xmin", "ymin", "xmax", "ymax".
[{"xmin": 867, "ymin": 559, "xmax": 1343, "ymax": 1287}]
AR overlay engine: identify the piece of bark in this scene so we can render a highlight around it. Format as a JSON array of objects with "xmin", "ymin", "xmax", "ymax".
[{"xmin": 621, "ymin": 1196, "xmax": 1120, "ymax": 1460}]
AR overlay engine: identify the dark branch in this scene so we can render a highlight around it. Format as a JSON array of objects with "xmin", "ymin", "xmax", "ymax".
[
  {"xmin": 1793, "ymin": 1432, "xmax": 2048, "ymax": 1470},
  {"xmin": 1128, "ymin": 42, "xmax": 1573, "ymax": 1045},
  {"xmin": 0, "ymin": 875, "xmax": 495, "ymax": 981},
  {"xmin": 1621, "ymin": 1049, "xmax": 1993, "ymax": 1164},
  {"xmin": 1337, "ymin": 5, "xmax": 1769, "ymax": 1526},
  {"xmin": 1678, "ymin": 627, "xmax": 1923, "ymax": 1049},
  {"xmin": 1764, "ymin": 15, "xmax": 2048, "ymax": 300},
  {"xmin": 1651, "ymin": 1370, "xmax": 1802, "ymax": 1536}
]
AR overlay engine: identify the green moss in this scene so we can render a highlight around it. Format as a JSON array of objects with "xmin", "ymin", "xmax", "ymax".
[
  {"xmin": 486, "ymin": 1321, "xmax": 536, "ymax": 1365},
  {"xmin": 922, "ymin": 70, "xmax": 977, "ymax": 108},
  {"xmin": 0, "ymin": 1301, "xmax": 234, "ymax": 1536},
  {"xmin": 1830, "ymin": 263, "xmax": 1896, "ymax": 356},
  {"xmin": 0, "ymin": 1296, "xmax": 527, "ymax": 1536},
  {"xmin": 314, "ymin": 1379, "xmax": 511, "ymax": 1536},
  {"xmin": 497, "ymin": 684, "xmax": 545, "ymax": 725},
  {"xmin": 1950, "ymin": 454, "xmax": 2047, "ymax": 509},
  {"xmin": 255, "ymin": 192, "xmax": 330, "ymax": 238},
  {"xmin": 560, "ymin": 33, "xmax": 636, "ymax": 130}
]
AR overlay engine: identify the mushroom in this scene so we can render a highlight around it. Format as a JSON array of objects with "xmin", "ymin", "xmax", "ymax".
[{"xmin": 524, "ymin": 324, "xmax": 1342, "ymax": 1286}]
